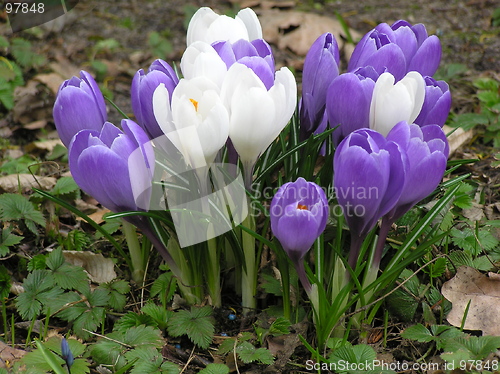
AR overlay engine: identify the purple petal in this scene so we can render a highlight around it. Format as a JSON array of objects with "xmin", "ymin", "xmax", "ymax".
[{"xmin": 408, "ymin": 35, "xmax": 442, "ymax": 77}]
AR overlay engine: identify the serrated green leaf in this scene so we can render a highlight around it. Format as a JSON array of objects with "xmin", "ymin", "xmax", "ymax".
[
  {"xmin": 0, "ymin": 228, "xmax": 22, "ymax": 256},
  {"xmin": 123, "ymin": 325, "xmax": 163, "ymax": 348},
  {"xmin": 150, "ymin": 272, "xmax": 176, "ymax": 307},
  {"xmin": 217, "ymin": 338, "xmax": 236, "ymax": 355},
  {"xmin": 401, "ymin": 324, "xmax": 434, "ymax": 342},
  {"xmin": 329, "ymin": 343, "xmax": 377, "ymax": 368},
  {"xmin": 89, "ymin": 333, "xmax": 126, "ymax": 368},
  {"xmin": 141, "ymin": 303, "xmax": 170, "ymax": 330},
  {"xmin": 236, "ymin": 342, "xmax": 274, "ymax": 365},
  {"xmin": 50, "ymin": 176, "xmax": 79, "ymax": 196},
  {"xmin": 199, "ymin": 363, "xmax": 230, "ymax": 374},
  {"xmin": 47, "ymin": 248, "xmax": 89, "ymax": 292},
  {"xmin": 269, "ymin": 317, "xmax": 291, "ymax": 336},
  {"xmin": 114, "ymin": 312, "xmax": 156, "ymax": 333},
  {"xmin": 87, "ymin": 287, "xmax": 109, "ymax": 307},
  {"xmin": 72, "ymin": 307, "xmax": 105, "ymax": 339},
  {"xmin": 0, "ymin": 193, "xmax": 45, "ymax": 234},
  {"xmin": 167, "ymin": 306, "xmax": 214, "ymax": 349}
]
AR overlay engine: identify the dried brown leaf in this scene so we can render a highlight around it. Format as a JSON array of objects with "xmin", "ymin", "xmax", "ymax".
[
  {"xmin": 260, "ymin": 10, "xmax": 360, "ymax": 57},
  {"xmin": 441, "ymin": 266, "xmax": 500, "ymax": 335},
  {"xmin": 0, "ymin": 174, "xmax": 56, "ymax": 193},
  {"xmin": 63, "ymin": 251, "xmax": 116, "ymax": 283},
  {"xmin": 0, "ymin": 340, "xmax": 26, "ymax": 368}
]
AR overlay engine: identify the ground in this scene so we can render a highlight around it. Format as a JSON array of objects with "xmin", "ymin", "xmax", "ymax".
[{"xmin": 1, "ymin": 0, "xmax": 500, "ymax": 373}]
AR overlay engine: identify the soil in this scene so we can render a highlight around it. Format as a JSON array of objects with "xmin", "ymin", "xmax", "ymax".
[{"xmin": 1, "ymin": 0, "xmax": 500, "ymax": 372}]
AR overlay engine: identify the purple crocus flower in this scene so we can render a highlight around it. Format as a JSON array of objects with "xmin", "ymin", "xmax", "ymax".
[
  {"xmin": 334, "ymin": 129, "xmax": 406, "ymax": 268},
  {"xmin": 348, "ymin": 20, "xmax": 441, "ymax": 81},
  {"xmin": 131, "ymin": 59, "xmax": 179, "ymax": 139},
  {"xmin": 299, "ymin": 32, "xmax": 340, "ymax": 141},
  {"xmin": 69, "ymin": 119, "xmax": 153, "ymax": 213},
  {"xmin": 326, "ymin": 66, "xmax": 379, "ymax": 146},
  {"xmin": 414, "ymin": 77, "xmax": 451, "ymax": 128},
  {"xmin": 212, "ymin": 38, "xmax": 275, "ymax": 89},
  {"xmin": 69, "ymin": 119, "xmax": 180, "ymax": 273},
  {"xmin": 53, "ymin": 71, "xmax": 107, "ymax": 147},
  {"xmin": 372, "ymin": 121, "xmax": 449, "ymax": 268},
  {"xmin": 386, "ymin": 121, "xmax": 449, "ymax": 221},
  {"xmin": 270, "ymin": 177, "xmax": 329, "ymax": 291}
]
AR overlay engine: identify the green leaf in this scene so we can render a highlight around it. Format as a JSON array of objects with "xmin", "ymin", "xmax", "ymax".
[
  {"xmin": 401, "ymin": 324, "xmax": 434, "ymax": 342},
  {"xmin": 50, "ymin": 176, "xmax": 79, "ymax": 196},
  {"xmin": 101, "ymin": 280, "xmax": 130, "ymax": 311},
  {"xmin": 72, "ymin": 307, "xmax": 105, "ymax": 339},
  {"xmin": 11, "ymin": 38, "xmax": 46, "ymax": 68},
  {"xmin": 15, "ymin": 270, "xmax": 64, "ymax": 320},
  {"xmin": 150, "ymin": 272, "xmax": 176, "ymax": 307},
  {"xmin": 126, "ymin": 347, "xmax": 163, "ymax": 374},
  {"xmin": 269, "ymin": 317, "xmax": 291, "ymax": 336},
  {"xmin": 114, "ymin": 312, "xmax": 156, "ymax": 332},
  {"xmin": 123, "ymin": 325, "xmax": 163, "ymax": 348},
  {"xmin": 47, "ymin": 248, "xmax": 89, "ymax": 292},
  {"xmin": 199, "ymin": 363, "xmax": 230, "ymax": 374},
  {"xmin": 236, "ymin": 342, "xmax": 274, "ymax": 365},
  {"xmin": 0, "ymin": 265, "xmax": 11, "ymax": 300},
  {"xmin": 0, "ymin": 227, "xmax": 22, "ymax": 256},
  {"xmin": 217, "ymin": 338, "xmax": 237, "ymax": 355},
  {"xmin": 0, "ymin": 193, "xmax": 46, "ymax": 234},
  {"xmin": 141, "ymin": 303, "xmax": 170, "ymax": 330},
  {"xmin": 167, "ymin": 306, "xmax": 214, "ymax": 349}
]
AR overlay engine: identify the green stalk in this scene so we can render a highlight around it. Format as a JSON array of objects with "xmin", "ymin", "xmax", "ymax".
[
  {"xmin": 241, "ymin": 213, "xmax": 257, "ymax": 313},
  {"xmin": 122, "ymin": 220, "xmax": 145, "ymax": 285},
  {"xmin": 206, "ymin": 237, "xmax": 221, "ymax": 307}
]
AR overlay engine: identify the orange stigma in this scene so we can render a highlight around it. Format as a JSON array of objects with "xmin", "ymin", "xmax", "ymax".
[
  {"xmin": 297, "ymin": 204, "xmax": 308, "ymax": 210},
  {"xmin": 190, "ymin": 98, "xmax": 199, "ymax": 111}
]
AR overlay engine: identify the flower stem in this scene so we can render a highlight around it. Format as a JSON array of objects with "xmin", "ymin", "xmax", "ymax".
[
  {"xmin": 241, "ymin": 214, "xmax": 256, "ymax": 314},
  {"xmin": 122, "ymin": 219, "xmax": 145, "ymax": 285},
  {"xmin": 206, "ymin": 237, "xmax": 221, "ymax": 307}
]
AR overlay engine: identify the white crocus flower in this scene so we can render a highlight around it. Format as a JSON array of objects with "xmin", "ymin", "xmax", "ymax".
[
  {"xmin": 369, "ymin": 71, "xmax": 425, "ymax": 136},
  {"xmin": 180, "ymin": 41, "xmax": 228, "ymax": 89},
  {"xmin": 221, "ymin": 63, "xmax": 297, "ymax": 183},
  {"xmin": 153, "ymin": 77, "xmax": 229, "ymax": 170},
  {"xmin": 186, "ymin": 7, "xmax": 262, "ymax": 46}
]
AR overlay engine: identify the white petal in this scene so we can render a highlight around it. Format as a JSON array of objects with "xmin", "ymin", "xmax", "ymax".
[
  {"xmin": 402, "ymin": 71, "xmax": 425, "ymax": 123},
  {"xmin": 236, "ymin": 8, "xmax": 263, "ymax": 40},
  {"xmin": 152, "ymin": 84, "xmax": 174, "ymax": 135},
  {"xmin": 180, "ymin": 42, "xmax": 227, "ymax": 88},
  {"xmin": 206, "ymin": 16, "xmax": 250, "ymax": 44},
  {"xmin": 186, "ymin": 7, "xmax": 218, "ymax": 46}
]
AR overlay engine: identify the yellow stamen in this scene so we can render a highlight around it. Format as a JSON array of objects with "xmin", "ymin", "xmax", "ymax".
[
  {"xmin": 297, "ymin": 204, "xmax": 308, "ymax": 210},
  {"xmin": 190, "ymin": 98, "xmax": 199, "ymax": 111}
]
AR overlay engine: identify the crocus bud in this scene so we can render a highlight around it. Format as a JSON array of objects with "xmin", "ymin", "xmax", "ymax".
[
  {"xmin": 61, "ymin": 338, "xmax": 74, "ymax": 369},
  {"xmin": 386, "ymin": 121, "xmax": 449, "ymax": 221},
  {"xmin": 53, "ymin": 71, "xmax": 107, "ymax": 147},
  {"xmin": 414, "ymin": 77, "xmax": 451, "ymax": 128},
  {"xmin": 369, "ymin": 71, "xmax": 425, "ymax": 136},
  {"xmin": 270, "ymin": 177, "xmax": 329, "ymax": 291},
  {"xmin": 326, "ymin": 66, "xmax": 379, "ymax": 146},
  {"xmin": 153, "ymin": 77, "xmax": 229, "ymax": 170},
  {"xmin": 299, "ymin": 32, "xmax": 340, "ymax": 140},
  {"xmin": 212, "ymin": 39, "xmax": 275, "ymax": 90},
  {"xmin": 186, "ymin": 7, "xmax": 262, "ymax": 46},
  {"xmin": 334, "ymin": 129, "xmax": 405, "ymax": 240},
  {"xmin": 131, "ymin": 59, "xmax": 179, "ymax": 139},
  {"xmin": 348, "ymin": 20, "xmax": 442, "ymax": 80},
  {"xmin": 221, "ymin": 63, "xmax": 297, "ymax": 186},
  {"xmin": 69, "ymin": 119, "xmax": 154, "ymax": 213}
]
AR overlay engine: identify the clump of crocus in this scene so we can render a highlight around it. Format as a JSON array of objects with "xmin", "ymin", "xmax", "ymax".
[
  {"xmin": 299, "ymin": 32, "xmax": 339, "ymax": 141},
  {"xmin": 131, "ymin": 59, "xmax": 179, "ymax": 139},
  {"xmin": 53, "ymin": 71, "xmax": 107, "ymax": 147},
  {"xmin": 348, "ymin": 20, "xmax": 442, "ymax": 80},
  {"xmin": 270, "ymin": 178, "xmax": 329, "ymax": 291},
  {"xmin": 333, "ymin": 129, "xmax": 406, "ymax": 269}
]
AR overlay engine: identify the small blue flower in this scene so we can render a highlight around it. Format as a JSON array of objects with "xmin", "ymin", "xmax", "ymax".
[{"xmin": 61, "ymin": 337, "xmax": 74, "ymax": 369}]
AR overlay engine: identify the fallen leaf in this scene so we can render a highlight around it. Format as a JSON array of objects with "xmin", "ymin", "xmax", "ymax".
[
  {"xmin": 443, "ymin": 125, "xmax": 474, "ymax": 155},
  {"xmin": 260, "ymin": 9, "xmax": 361, "ymax": 58},
  {"xmin": 34, "ymin": 73, "xmax": 66, "ymax": 96},
  {"xmin": 25, "ymin": 139, "xmax": 64, "ymax": 154},
  {"xmin": 442, "ymin": 266, "xmax": 500, "ymax": 335},
  {"xmin": 0, "ymin": 174, "xmax": 56, "ymax": 193},
  {"xmin": 62, "ymin": 251, "xmax": 117, "ymax": 283},
  {"xmin": 23, "ymin": 119, "xmax": 48, "ymax": 130},
  {"xmin": 0, "ymin": 341, "xmax": 26, "ymax": 368}
]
